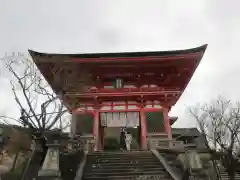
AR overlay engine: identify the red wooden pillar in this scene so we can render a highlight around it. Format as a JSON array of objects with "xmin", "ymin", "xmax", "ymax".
[
  {"xmin": 163, "ymin": 108, "xmax": 172, "ymax": 139},
  {"xmin": 93, "ymin": 110, "xmax": 99, "ymax": 151},
  {"xmin": 140, "ymin": 108, "xmax": 148, "ymax": 149}
]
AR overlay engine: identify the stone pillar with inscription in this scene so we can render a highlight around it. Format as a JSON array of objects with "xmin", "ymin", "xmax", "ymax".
[{"xmin": 38, "ymin": 131, "xmax": 64, "ymax": 180}]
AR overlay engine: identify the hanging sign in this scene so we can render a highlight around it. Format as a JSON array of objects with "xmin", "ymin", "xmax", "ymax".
[
  {"xmin": 100, "ymin": 112, "xmax": 139, "ymax": 127},
  {"xmin": 113, "ymin": 78, "xmax": 123, "ymax": 88}
]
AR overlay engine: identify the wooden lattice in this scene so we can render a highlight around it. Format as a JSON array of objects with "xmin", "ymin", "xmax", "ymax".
[{"xmin": 146, "ymin": 112, "xmax": 165, "ymax": 133}]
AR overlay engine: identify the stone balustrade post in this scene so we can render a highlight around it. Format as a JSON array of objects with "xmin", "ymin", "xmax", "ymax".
[{"xmin": 67, "ymin": 138, "xmax": 79, "ymax": 151}]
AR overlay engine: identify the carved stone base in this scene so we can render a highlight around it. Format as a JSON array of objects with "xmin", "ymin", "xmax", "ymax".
[{"xmin": 38, "ymin": 169, "xmax": 61, "ymax": 179}]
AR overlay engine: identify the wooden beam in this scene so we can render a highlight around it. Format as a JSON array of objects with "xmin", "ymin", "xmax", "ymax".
[{"xmin": 71, "ymin": 53, "xmax": 200, "ymax": 63}]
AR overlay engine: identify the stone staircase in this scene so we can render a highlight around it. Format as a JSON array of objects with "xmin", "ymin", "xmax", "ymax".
[
  {"xmin": 218, "ymin": 167, "xmax": 240, "ymax": 180},
  {"xmin": 82, "ymin": 151, "xmax": 173, "ymax": 180}
]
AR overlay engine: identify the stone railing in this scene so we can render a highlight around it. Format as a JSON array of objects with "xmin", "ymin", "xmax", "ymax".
[
  {"xmin": 148, "ymin": 138, "xmax": 170, "ymax": 149},
  {"xmin": 148, "ymin": 134, "xmax": 170, "ymax": 149},
  {"xmin": 76, "ymin": 135, "xmax": 96, "ymax": 152},
  {"xmin": 184, "ymin": 143, "xmax": 197, "ymax": 150},
  {"xmin": 148, "ymin": 135, "xmax": 198, "ymax": 150},
  {"xmin": 148, "ymin": 133, "xmax": 179, "ymax": 149},
  {"xmin": 171, "ymin": 140, "xmax": 184, "ymax": 149}
]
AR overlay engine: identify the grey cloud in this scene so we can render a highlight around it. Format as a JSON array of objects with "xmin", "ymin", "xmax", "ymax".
[{"xmin": 1, "ymin": 0, "xmax": 240, "ymax": 127}]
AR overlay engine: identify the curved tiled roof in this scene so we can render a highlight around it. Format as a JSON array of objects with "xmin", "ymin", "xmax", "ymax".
[{"xmin": 29, "ymin": 44, "xmax": 207, "ymax": 60}]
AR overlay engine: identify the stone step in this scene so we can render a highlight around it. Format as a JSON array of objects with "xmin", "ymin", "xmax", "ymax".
[
  {"xmin": 84, "ymin": 174, "xmax": 169, "ymax": 180},
  {"xmin": 220, "ymin": 176, "xmax": 240, "ymax": 180},
  {"xmin": 217, "ymin": 171, "xmax": 240, "ymax": 180},
  {"xmin": 88, "ymin": 155, "xmax": 154, "ymax": 160},
  {"xmin": 89, "ymin": 151, "xmax": 151, "ymax": 156},
  {"xmin": 87, "ymin": 155, "xmax": 155, "ymax": 160},
  {"xmin": 85, "ymin": 169, "xmax": 166, "ymax": 176},
  {"xmin": 85, "ymin": 167, "xmax": 165, "ymax": 173},
  {"xmin": 220, "ymin": 174, "xmax": 240, "ymax": 177},
  {"xmin": 91, "ymin": 150, "xmax": 150, "ymax": 153},
  {"xmin": 88, "ymin": 155, "xmax": 153, "ymax": 158},
  {"xmin": 85, "ymin": 161, "xmax": 162, "ymax": 168},
  {"xmin": 88, "ymin": 153, "xmax": 152, "ymax": 158},
  {"xmin": 85, "ymin": 164, "xmax": 164, "ymax": 172},
  {"xmin": 87, "ymin": 158, "xmax": 159, "ymax": 164},
  {"xmin": 84, "ymin": 171, "xmax": 169, "ymax": 179}
]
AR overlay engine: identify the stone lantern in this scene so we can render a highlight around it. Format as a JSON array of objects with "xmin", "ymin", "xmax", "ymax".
[{"xmin": 38, "ymin": 130, "xmax": 68, "ymax": 179}]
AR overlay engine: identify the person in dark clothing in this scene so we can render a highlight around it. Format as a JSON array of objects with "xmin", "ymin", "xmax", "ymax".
[
  {"xmin": 182, "ymin": 168, "xmax": 191, "ymax": 180},
  {"xmin": 120, "ymin": 128, "xmax": 126, "ymax": 150},
  {"xmin": 0, "ymin": 136, "xmax": 5, "ymax": 162}
]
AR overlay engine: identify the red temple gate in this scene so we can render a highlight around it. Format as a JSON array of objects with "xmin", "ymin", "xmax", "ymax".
[{"xmin": 29, "ymin": 44, "xmax": 207, "ymax": 150}]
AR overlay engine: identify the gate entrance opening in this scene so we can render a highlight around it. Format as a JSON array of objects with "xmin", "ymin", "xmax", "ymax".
[{"xmin": 99, "ymin": 112, "xmax": 141, "ymax": 150}]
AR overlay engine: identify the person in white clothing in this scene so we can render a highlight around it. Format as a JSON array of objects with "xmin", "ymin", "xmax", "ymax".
[
  {"xmin": 30, "ymin": 135, "xmax": 36, "ymax": 151},
  {"xmin": 125, "ymin": 132, "xmax": 132, "ymax": 151}
]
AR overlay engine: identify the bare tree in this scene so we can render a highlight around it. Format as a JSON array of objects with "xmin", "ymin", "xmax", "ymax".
[
  {"xmin": 189, "ymin": 97, "xmax": 240, "ymax": 180},
  {"xmin": 0, "ymin": 53, "xmax": 69, "ymax": 134}
]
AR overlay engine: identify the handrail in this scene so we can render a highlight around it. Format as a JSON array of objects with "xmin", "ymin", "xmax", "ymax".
[
  {"xmin": 20, "ymin": 148, "xmax": 36, "ymax": 180},
  {"xmin": 212, "ymin": 159, "xmax": 222, "ymax": 180},
  {"xmin": 74, "ymin": 151, "xmax": 88, "ymax": 180},
  {"xmin": 151, "ymin": 149, "xmax": 181, "ymax": 180}
]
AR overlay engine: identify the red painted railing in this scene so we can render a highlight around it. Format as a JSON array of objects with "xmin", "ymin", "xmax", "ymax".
[
  {"xmin": 67, "ymin": 87, "xmax": 180, "ymax": 97},
  {"xmin": 89, "ymin": 86, "xmax": 180, "ymax": 92}
]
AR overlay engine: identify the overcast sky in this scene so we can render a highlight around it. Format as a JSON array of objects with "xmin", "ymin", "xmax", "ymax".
[{"xmin": 0, "ymin": 0, "xmax": 240, "ymax": 127}]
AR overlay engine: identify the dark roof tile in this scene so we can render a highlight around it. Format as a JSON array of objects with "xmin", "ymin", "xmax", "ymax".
[
  {"xmin": 29, "ymin": 44, "xmax": 207, "ymax": 59},
  {"xmin": 172, "ymin": 128, "xmax": 201, "ymax": 137}
]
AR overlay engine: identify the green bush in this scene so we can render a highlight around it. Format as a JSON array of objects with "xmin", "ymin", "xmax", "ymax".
[
  {"xmin": 2, "ymin": 171, "xmax": 22, "ymax": 180},
  {"xmin": 2, "ymin": 156, "xmax": 29, "ymax": 180},
  {"xmin": 104, "ymin": 137, "xmax": 120, "ymax": 150}
]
